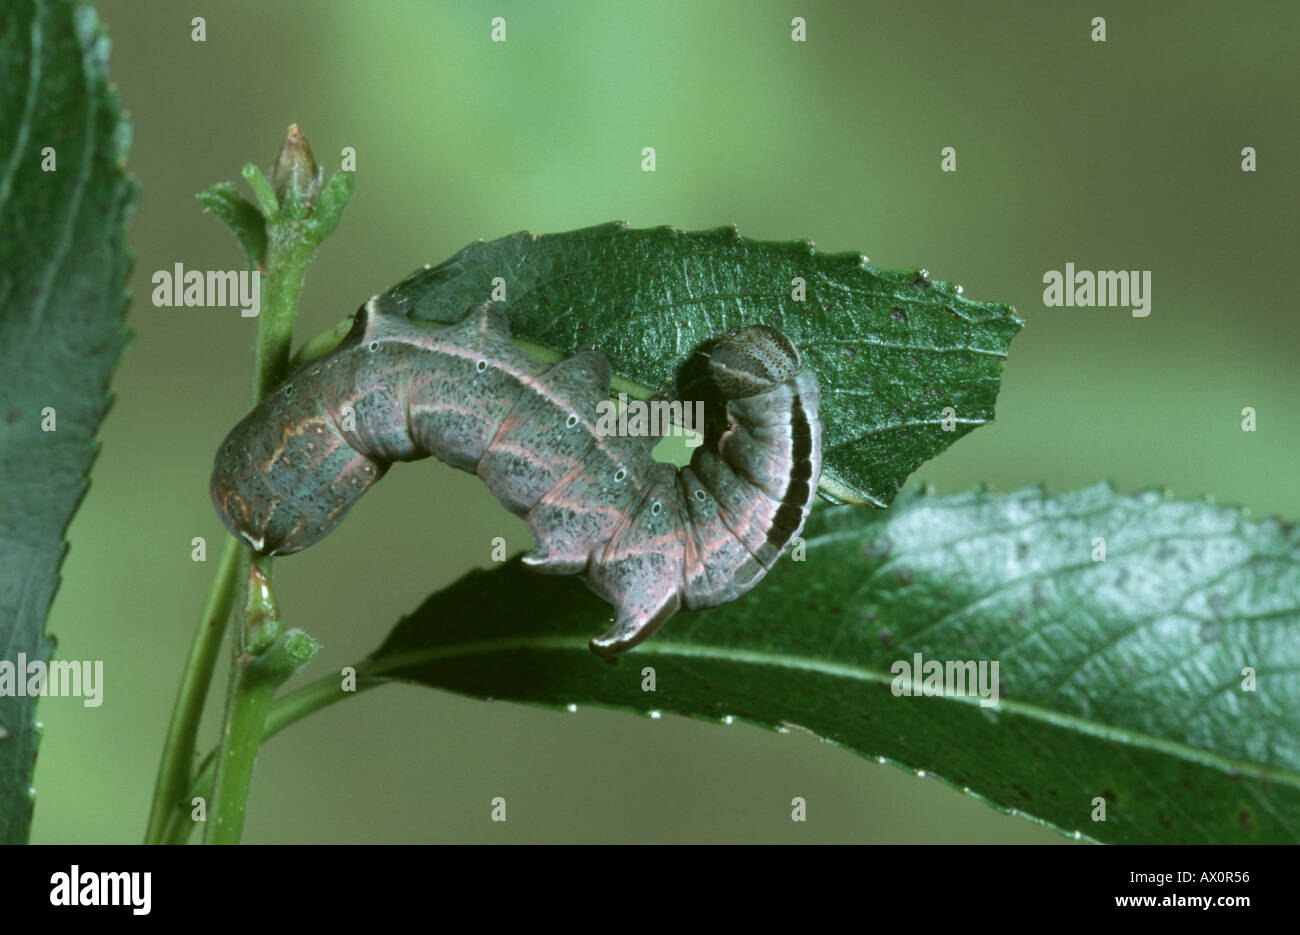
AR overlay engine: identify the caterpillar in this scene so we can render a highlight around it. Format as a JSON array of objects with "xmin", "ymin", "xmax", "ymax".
[{"xmin": 211, "ymin": 296, "xmax": 822, "ymax": 656}]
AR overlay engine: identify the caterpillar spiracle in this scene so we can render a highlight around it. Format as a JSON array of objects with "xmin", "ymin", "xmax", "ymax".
[{"xmin": 211, "ymin": 296, "xmax": 823, "ymax": 656}]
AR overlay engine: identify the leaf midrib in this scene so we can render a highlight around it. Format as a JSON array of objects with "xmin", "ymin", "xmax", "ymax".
[{"xmin": 363, "ymin": 634, "xmax": 1300, "ymax": 791}]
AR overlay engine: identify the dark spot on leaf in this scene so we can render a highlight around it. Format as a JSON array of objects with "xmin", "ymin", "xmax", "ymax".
[
  {"xmin": 889, "ymin": 306, "xmax": 908, "ymax": 324},
  {"xmin": 876, "ymin": 629, "xmax": 894, "ymax": 650},
  {"xmin": 5, "ymin": 408, "xmax": 20, "ymax": 425},
  {"xmin": 843, "ymin": 346, "xmax": 857, "ymax": 361},
  {"xmin": 1208, "ymin": 592, "xmax": 1228, "ymax": 618},
  {"xmin": 909, "ymin": 274, "xmax": 931, "ymax": 292},
  {"xmin": 1199, "ymin": 621, "xmax": 1221, "ymax": 644},
  {"xmin": 1032, "ymin": 583, "xmax": 1047, "ymax": 608},
  {"xmin": 862, "ymin": 537, "xmax": 891, "ymax": 560},
  {"xmin": 1237, "ymin": 807, "xmax": 1254, "ymax": 830},
  {"xmin": 1102, "ymin": 788, "xmax": 1117, "ymax": 803},
  {"xmin": 1155, "ymin": 544, "xmax": 1175, "ymax": 561},
  {"xmin": 1157, "ymin": 813, "xmax": 1173, "ymax": 829},
  {"xmin": 895, "ymin": 566, "xmax": 913, "ymax": 586}
]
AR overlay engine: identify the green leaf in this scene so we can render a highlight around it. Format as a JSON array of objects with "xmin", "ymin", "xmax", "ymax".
[
  {"xmin": 304, "ymin": 168, "xmax": 354, "ymax": 240},
  {"xmin": 197, "ymin": 182, "xmax": 266, "ymax": 269},
  {"xmin": 0, "ymin": 0, "xmax": 135, "ymax": 843},
  {"xmin": 387, "ymin": 223, "xmax": 1022, "ymax": 507},
  {"xmin": 240, "ymin": 162, "xmax": 279, "ymax": 220},
  {"xmin": 361, "ymin": 483, "xmax": 1300, "ymax": 844}
]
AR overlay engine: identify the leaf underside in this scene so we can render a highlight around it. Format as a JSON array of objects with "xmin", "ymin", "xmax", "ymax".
[
  {"xmin": 365, "ymin": 484, "xmax": 1300, "ymax": 844},
  {"xmin": 0, "ymin": 0, "xmax": 135, "ymax": 843},
  {"xmin": 387, "ymin": 223, "xmax": 1022, "ymax": 508}
]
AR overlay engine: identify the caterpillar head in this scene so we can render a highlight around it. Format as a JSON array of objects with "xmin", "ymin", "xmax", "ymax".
[
  {"xmin": 708, "ymin": 325, "xmax": 802, "ymax": 398},
  {"xmin": 210, "ymin": 300, "xmax": 396, "ymax": 556},
  {"xmin": 211, "ymin": 399, "xmax": 391, "ymax": 556}
]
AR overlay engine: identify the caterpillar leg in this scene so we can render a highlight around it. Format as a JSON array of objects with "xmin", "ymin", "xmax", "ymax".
[
  {"xmin": 583, "ymin": 465, "xmax": 689, "ymax": 655},
  {"xmin": 589, "ymin": 591, "xmax": 682, "ymax": 658}
]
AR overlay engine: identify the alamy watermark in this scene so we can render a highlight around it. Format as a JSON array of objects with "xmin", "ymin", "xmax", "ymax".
[
  {"xmin": 0, "ymin": 653, "xmax": 103, "ymax": 707},
  {"xmin": 890, "ymin": 651, "xmax": 1000, "ymax": 708},
  {"xmin": 50, "ymin": 866, "xmax": 150, "ymax": 915},
  {"xmin": 152, "ymin": 263, "xmax": 260, "ymax": 317},
  {"xmin": 594, "ymin": 393, "xmax": 705, "ymax": 447},
  {"xmin": 1042, "ymin": 263, "xmax": 1151, "ymax": 318}
]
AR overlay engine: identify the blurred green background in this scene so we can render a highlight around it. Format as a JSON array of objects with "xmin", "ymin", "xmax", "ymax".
[{"xmin": 31, "ymin": 0, "xmax": 1297, "ymax": 843}]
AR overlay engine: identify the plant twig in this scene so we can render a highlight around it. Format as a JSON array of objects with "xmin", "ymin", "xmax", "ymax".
[
  {"xmin": 145, "ymin": 125, "xmax": 352, "ymax": 845},
  {"xmin": 206, "ymin": 560, "xmax": 317, "ymax": 843},
  {"xmin": 143, "ymin": 537, "xmax": 240, "ymax": 843},
  {"xmin": 165, "ymin": 669, "xmax": 380, "ymax": 844}
]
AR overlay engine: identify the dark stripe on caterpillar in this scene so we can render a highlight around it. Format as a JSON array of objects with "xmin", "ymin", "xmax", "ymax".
[
  {"xmin": 211, "ymin": 296, "xmax": 823, "ymax": 656},
  {"xmin": 766, "ymin": 393, "xmax": 813, "ymax": 551}
]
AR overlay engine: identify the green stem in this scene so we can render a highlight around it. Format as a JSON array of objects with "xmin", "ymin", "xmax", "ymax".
[
  {"xmin": 200, "ymin": 197, "xmax": 313, "ymax": 843},
  {"xmin": 206, "ymin": 656, "xmax": 273, "ymax": 844},
  {"xmin": 166, "ymin": 671, "xmax": 379, "ymax": 844},
  {"xmin": 143, "ymin": 537, "xmax": 241, "ymax": 843},
  {"xmin": 201, "ymin": 235, "xmax": 304, "ymax": 843},
  {"xmin": 147, "ymin": 128, "xmax": 354, "ymax": 845},
  {"xmin": 205, "ymin": 627, "xmax": 318, "ymax": 844},
  {"xmin": 201, "ymin": 152, "xmax": 352, "ymax": 844},
  {"xmin": 250, "ymin": 224, "xmax": 315, "ymax": 401}
]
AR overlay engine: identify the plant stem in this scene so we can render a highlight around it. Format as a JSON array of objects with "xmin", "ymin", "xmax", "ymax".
[
  {"xmin": 146, "ymin": 126, "xmax": 353, "ymax": 845},
  {"xmin": 206, "ymin": 652, "xmax": 272, "ymax": 844},
  {"xmin": 201, "ymin": 212, "xmax": 315, "ymax": 841},
  {"xmin": 143, "ymin": 537, "xmax": 241, "ymax": 843},
  {"xmin": 206, "ymin": 626, "xmax": 319, "ymax": 843},
  {"xmin": 250, "ymin": 217, "xmax": 313, "ymax": 401},
  {"xmin": 166, "ymin": 671, "xmax": 379, "ymax": 844}
]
